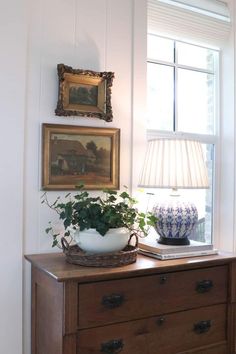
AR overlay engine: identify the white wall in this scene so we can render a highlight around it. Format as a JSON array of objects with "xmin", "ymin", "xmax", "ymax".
[
  {"xmin": 0, "ymin": 1, "xmax": 27, "ymax": 353},
  {"xmin": 22, "ymin": 1, "xmax": 147, "ymax": 354},
  {"xmin": 0, "ymin": 0, "xmax": 147, "ymax": 353},
  {"xmin": 23, "ymin": 0, "xmax": 141, "ymax": 255},
  {"xmin": 2, "ymin": 1, "xmax": 236, "ymax": 353}
]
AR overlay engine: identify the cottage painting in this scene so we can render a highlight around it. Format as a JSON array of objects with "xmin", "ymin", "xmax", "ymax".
[{"xmin": 42, "ymin": 124, "xmax": 120, "ymax": 190}]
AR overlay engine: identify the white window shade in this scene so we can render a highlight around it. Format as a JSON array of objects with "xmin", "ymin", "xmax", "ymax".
[{"xmin": 148, "ymin": 0, "xmax": 231, "ymax": 47}]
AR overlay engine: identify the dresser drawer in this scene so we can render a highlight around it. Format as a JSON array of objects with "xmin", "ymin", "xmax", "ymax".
[
  {"xmin": 179, "ymin": 343, "xmax": 228, "ymax": 354},
  {"xmin": 77, "ymin": 304, "xmax": 227, "ymax": 354},
  {"xmin": 78, "ymin": 265, "xmax": 227, "ymax": 328}
]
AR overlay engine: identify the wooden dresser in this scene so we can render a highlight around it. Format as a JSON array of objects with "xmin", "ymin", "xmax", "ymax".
[{"xmin": 25, "ymin": 252, "xmax": 236, "ymax": 354}]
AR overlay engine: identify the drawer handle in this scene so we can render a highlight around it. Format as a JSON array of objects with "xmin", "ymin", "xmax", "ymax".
[
  {"xmin": 196, "ymin": 280, "xmax": 213, "ymax": 293},
  {"xmin": 156, "ymin": 316, "xmax": 165, "ymax": 326},
  {"xmin": 194, "ymin": 320, "xmax": 211, "ymax": 334},
  {"xmin": 160, "ymin": 276, "xmax": 167, "ymax": 284},
  {"xmin": 102, "ymin": 294, "xmax": 124, "ymax": 309},
  {"xmin": 101, "ymin": 339, "xmax": 124, "ymax": 353}
]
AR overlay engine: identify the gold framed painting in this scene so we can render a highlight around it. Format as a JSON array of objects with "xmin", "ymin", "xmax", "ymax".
[
  {"xmin": 55, "ymin": 64, "xmax": 114, "ymax": 122},
  {"xmin": 42, "ymin": 124, "xmax": 120, "ymax": 190}
]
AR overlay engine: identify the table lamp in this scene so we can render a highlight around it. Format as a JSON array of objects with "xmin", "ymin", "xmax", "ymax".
[{"xmin": 138, "ymin": 138, "xmax": 209, "ymax": 245}]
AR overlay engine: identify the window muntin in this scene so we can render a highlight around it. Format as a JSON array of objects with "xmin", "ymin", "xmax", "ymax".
[
  {"xmin": 185, "ymin": 143, "xmax": 214, "ymax": 244},
  {"xmin": 147, "ymin": 34, "xmax": 218, "ymax": 134}
]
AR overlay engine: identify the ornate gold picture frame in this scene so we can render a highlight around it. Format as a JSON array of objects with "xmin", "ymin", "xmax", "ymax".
[
  {"xmin": 55, "ymin": 64, "xmax": 114, "ymax": 122},
  {"xmin": 42, "ymin": 124, "xmax": 120, "ymax": 190}
]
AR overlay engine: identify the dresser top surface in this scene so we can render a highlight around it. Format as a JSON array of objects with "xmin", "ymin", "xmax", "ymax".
[{"xmin": 25, "ymin": 251, "xmax": 236, "ymax": 282}]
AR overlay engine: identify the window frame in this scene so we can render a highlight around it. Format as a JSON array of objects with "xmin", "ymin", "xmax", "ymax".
[{"xmin": 146, "ymin": 34, "xmax": 220, "ymax": 244}]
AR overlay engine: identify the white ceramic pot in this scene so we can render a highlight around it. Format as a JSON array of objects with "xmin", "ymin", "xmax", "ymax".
[{"xmin": 74, "ymin": 227, "xmax": 130, "ymax": 254}]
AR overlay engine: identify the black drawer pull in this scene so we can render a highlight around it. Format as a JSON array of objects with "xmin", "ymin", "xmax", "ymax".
[
  {"xmin": 101, "ymin": 339, "xmax": 124, "ymax": 353},
  {"xmin": 160, "ymin": 276, "xmax": 167, "ymax": 284},
  {"xmin": 196, "ymin": 280, "xmax": 213, "ymax": 293},
  {"xmin": 102, "ymin": 294, "xmax": 124, "ymax": 309},
  {"xmin": 156, "ymin": 316, "xmax": 165, "ymax": 326},
  {"xmin": 194, "ymin": 320, "xmax": 211, "ymax": 334}
]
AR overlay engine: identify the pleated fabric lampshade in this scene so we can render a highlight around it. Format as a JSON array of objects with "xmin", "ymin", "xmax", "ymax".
[
  {"xmin": 139, "ymin": 139, "xmax": 209, "ymax": 189},
  {"xmin": 139, "ymin": 138, "xmax": 209, "ymax": 245}
]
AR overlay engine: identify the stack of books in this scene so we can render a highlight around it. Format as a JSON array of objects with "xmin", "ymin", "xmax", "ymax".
[{"xmin": 138, "ymin": 231, "xmax": 218, "ymax": 260}]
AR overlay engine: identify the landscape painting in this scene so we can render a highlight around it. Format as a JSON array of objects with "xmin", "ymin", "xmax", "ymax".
[
  {"xmin": 42, "ymin": 124, "xmax": 120, "ymax": 190},
  {"xmin": 55, "ymin": 64, "xmax": 115, "ymax": 122},
  {"xmin": 69, "ymin": 84, "xmax": 98, "ymax": 106}
]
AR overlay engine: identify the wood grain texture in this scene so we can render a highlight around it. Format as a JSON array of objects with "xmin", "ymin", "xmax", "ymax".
[
  {"xmin": 31, "ymin": 267, "xmax": 64, "ymax": 354},
  {"xmin": 25, "ymin": 252, "xmax": 236, "ymax": 354},
  {"xmin": 178, "ymin": 343, "xmax": 228, "ymax": 353},
  {"xmin": 25, "ymin": 251, "xmax": 236, "ymax": 282},
  {"xmin": 78, "ymin": 265, "xmax": 227, "ymax": 328},
  {"xmin": 78, "ymin": 304, "xmax": 226, "ymax": 354},
  {"xmin": 63, "ymin": 334, "xmax": 77, "ymax": 354},
  {"xmin": 230, "ymin": 262, "xmax": 236, "ymax": 303},
  {"xmin": 63, "ymin": 281, "xmax": 78, "ymax": 335}
]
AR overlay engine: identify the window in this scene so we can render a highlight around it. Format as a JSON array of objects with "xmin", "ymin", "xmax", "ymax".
[{"xmin": 147, "ymin": 34, "xmax": 219, "ymax": 243}]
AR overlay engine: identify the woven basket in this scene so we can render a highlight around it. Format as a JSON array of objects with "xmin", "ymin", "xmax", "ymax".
[{"xmin": 61, "ymin": 233, "xmax": 138, "ymax": 267}]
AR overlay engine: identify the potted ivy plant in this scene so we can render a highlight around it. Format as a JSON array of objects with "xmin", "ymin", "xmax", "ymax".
[{"xmin": 42, "ymin": 186, "xmax": 157, "ymax": 254}]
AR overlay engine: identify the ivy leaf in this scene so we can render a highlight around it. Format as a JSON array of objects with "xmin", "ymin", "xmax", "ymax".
[
  {"xmin": 64, "ymin": 218, "xmax": 71, "ymax": 229},
  {"xmin": 96, "ymin": 223, "xmax": 110, "ymax": 236},
  {"xmin": 52, "ymin": 239, "xmax": 58, "ymax": 247},
  {"xmin": 107, "ymin": 195, "xmax": 116, "ymax": 203},
  {"xmin": 119, "ymin": 191, "xmax": 130, "ymax": 199},
  {"xmin": 103, "ymin": 189, "xmax": 117, "ymax": 195}
]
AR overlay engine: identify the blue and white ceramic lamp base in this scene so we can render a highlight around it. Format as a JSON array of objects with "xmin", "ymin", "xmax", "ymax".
[{"xmin": 153, "ymin": 200, "xmax": 198, "ymax": 246}]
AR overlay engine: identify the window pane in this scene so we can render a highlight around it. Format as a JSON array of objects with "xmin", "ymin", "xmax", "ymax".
[
  {"xmin": 147, "ymin": 63, "xmax": 174, "ymax": 130},
  {"xmin": 177, "ymin": 42, "xmax": 216, "ymax": 71},
  {"xmin": 177, "ymin": 68, "xmax": 215, "ymax": 134},
  {"xmin": 142, "ymin": 143, "xmax": 213, "ymax": 244},
  {"xmin": 187, "ymin": 144, "xmax": 214, "ymax": 244},
  {"xmin": 147, "ymin": 34, "xmax": 174, "ymax": 62}
]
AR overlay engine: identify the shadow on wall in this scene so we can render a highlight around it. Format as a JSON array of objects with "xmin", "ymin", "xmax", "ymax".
[{"xmin": 75, "ymin": 34, "xmax": 102, "ymax": 71}]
